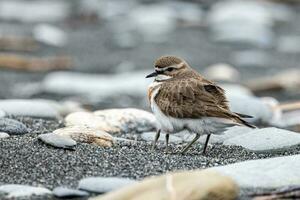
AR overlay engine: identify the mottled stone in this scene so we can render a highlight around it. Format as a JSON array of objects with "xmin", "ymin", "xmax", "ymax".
[
  {"xmin": 79, "ymin": 177, "xmax": 136, "ymax": 193},
  {"xmin": 54, "ymin": 126, "xmax": 114, "ymax": 147},
  {"xmin": 212, "ymin": 155, "xmax": 300, "ymax": 188},
  {"xmin": 38, "ymin": 133, "xmax": 77, "ymax": 149},
  {"xmin": 0, "ymin": 184, "xmax": 51, "ymax": 198},
  {"xmin": 53, "ymin": 187, "xmax": 89, "ymax": 198},
  {"xmin": 224, "ymin": 127, "xmax": 300, "ymax": 153},
  {"xmin": 91, "ymin": 170, "xmax": 238, "ymax": 200},
  {"xmin": 0, "ymin": 118, "xmax": 28, "ymax": 135}
]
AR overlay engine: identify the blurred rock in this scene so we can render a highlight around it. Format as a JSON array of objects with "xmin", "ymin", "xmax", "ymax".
[
  {"xmin": 33, "ymin": 24, "xmax": 67, "ymax": 47},
  {"xmin": 220, "ymin": 84, "xmax": 254, "ymax": 97},
  {"xmin": 53, "ymin": 126, "xmax": 114, "ymax": 147},
  {"xmin": 203, "ymin": 63, "xmax": 240, "ymax": 82},
  {"xmin": 78, "ymin": 177, "xmax": 136, "ymax": 194},
  {"xmin": 0, "ymin": 0, "xmax": 70, "ymax": 22},
  {"xmin": 271, "ymin": 109, "xmax": 300, "ymax": 130},
  {"xmin": 0, "ymin": 35, "xmax": 38, "ymax": 51},
  {"xmin": 92, "ymin": 170, "xmax": 238, "ymax": 200},
  {"xmin": 0, "ymin": 118, "xmax": 28, "ymax": 135},
  {"xmin": 53, "ymin": 187, "xmax": 89, "ymax": 198},
  {"xmin": 0, "ymin": 184, "xmax": 51, "ymax": 198},
  {"xmin": 0, "ymin": 54, "xmax": 72, "ymax": 71},
  {"xmin": 0, "ymin": 109, "xmax": 6, "ymax": 118},
  {"xmin": 245, "ymin": 69, "xmax": 300, "ymax": 93},
  {"xmin": 212, "ymin": 155, "xmax": 300, "ymax": 188},
  {"xmin": 0, "ymin": 99, "xmax": 84, "ymax": 118},
  {"xmin": 232, "ymin": 50, "xmax": 270, "ymax": 68},
  {"xmin": 0, "ymin": 132, "xmax": 9, "ymax": 139},
  {"xmin": 277, "ymin": 36, "xmax": 300, "ymax": 53},
  {"xmin": 207, "ymin": 0, "xmax": 291, "ymax": 48},
  {"xmin": 38, "ymin": 133, "xmax": 77, "ymax": 149},
  {"xmin": 41, "ymin": 71, "xmax": 151, "ymax": 100},
  {"xmin": 224, "ymin": 127, "xmax": 300, "ymax": 153},
  {"xmin": 141, "ymin": 131, "xmax": 182, "ymax": 144},
  {"xmin": 227, "ymin": 95, "xmax": 279, "ymax": 124}
]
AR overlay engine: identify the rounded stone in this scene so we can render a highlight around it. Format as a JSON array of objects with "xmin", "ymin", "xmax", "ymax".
[
  {"xmin": 53, "ymin": 187, "xmax": 89, "ymax": 198},
  {"xmin": 0, "ymin": 118, "xmax": 28, "ymax": 135},
  {"xmin": 38, "ymin": 133, "xmax": 77, "ymax": 149}
]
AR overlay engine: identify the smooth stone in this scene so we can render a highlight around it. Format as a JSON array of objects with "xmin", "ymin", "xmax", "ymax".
[
  {"xmin": 277, "ymin": 36, "xmax": 300, "ymax": 53},
  {"xmin": 91, "ymin": 170, "xmax": 238, "ymax": 200},
  {"xmin": 223, "ymin": 127, "xmax": 300, "ymax": 153},
  {"xmin": 79, "ymin": 177, "xmax": 136, "ymax": 194},
  {"xmin": 141, "ymin": 132, "xmax": 182, "ymax": 144},
  {"xmin": 38, "ymin": 133, "xmax": 77, "ymax": 149},
  {"xmin": 203, "ymin": 63, "xmax": 240, "ymax": 82},
  {"xmin": 271, "ymin": 110, "xmax": 300, "ymax": 128},
  {"xmin": 211, "ymin": 155, "xmax": 300, "ymax": 188},
  {"xmin": 66, "ymin": 109, "xmax": 156, "ymax": 134},
  {"xmin": 0, "ymin": 109, "xmax": 5, "ymax": 118},
  {"xmin": 0, "ymin": 0, "xmax": 70, "ymax": 22},
  {"xmin": 0, "ymin": 132, "xmax": 9, "ymax": 139},
  {"xmin": 53, "ymin": 187, "xmax": 89, "ymax": 198},
  {"xmin": 42, "ymin": 71, "xmax": 152, "ymax": 99},
  {"xmin": 220, "ymin": 84, "xmax": 254, "ymax": 97},
  {"xmin": 232, "ymin": 50, "xmax": 270, "ymax": 68},
  {"xmin": 0, "ymin": 118, "xmax": 28, "ymax": 135},
  {"xmin": 0, "ymin": 184, "xmax": 51, "ymax": 198},
  {"xmin": 54, "ymin": 126, "xmax": 114, "ymax": 147},
  {"xmin": 33, "ymin": 24, "xmax": 67, "ymax": 47}
]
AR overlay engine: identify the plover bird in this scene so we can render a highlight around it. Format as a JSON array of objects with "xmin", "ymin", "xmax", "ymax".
[{"xmin": 146, "ymin": 55, "xmax": 255, "ymax": 154}]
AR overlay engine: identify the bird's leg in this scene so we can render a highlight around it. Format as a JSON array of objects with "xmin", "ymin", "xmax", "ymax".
[
  {"xmin": 202, "ymin": 134, "xmax": 211, "ymax": 155},
  {"xmin": 151, "ymin": 129, "xmax": 161, "ymax": 151},
  {"xmin": 180, "ymin": 133, "xmax": 200, "ymax": 154},
  {"xmin": 165, "ymin": 133, "xmax": 170, "ymax": 153}
]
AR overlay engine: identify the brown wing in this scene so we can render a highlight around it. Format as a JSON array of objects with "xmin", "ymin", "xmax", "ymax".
[{"xmin": 155, "ymin": 78, "xmax": 234, "ymax": 119}]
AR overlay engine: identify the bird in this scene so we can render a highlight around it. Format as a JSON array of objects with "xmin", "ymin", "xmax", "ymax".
[{"xmin": 146, "ymin": 55, "xmax": 255, "ymax": 154}]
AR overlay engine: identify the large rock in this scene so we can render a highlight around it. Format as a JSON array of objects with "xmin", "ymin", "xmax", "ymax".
[
  {"xmin": 0, "ymin": 184, "xmax": 51, "ymax": 198},
  {"xmin": 79, "ymin": 177, "xmax": 136, "ymax": 194},
  {"xmin": 90, "ymin": 171, "xmax": 238, "ymax": 200},
  {"xmin": 0, "ymin": 99, "xmax": 84, "ymax": 118},
  {"xmin": 223, "ymin": 127, "xmax": 300, "ymax": 153},
  {"xmin": 0, "ymin": 118, "xmax": 28, "ymax": 135},
  {"xmin": 38, "ymin": 133, "xmax": 77, "ymax": 149},
  {"xmin": 54, "ymin": 126, "xmax": 114, "ymax": 147},
  {"xmin": 65, "ymin": 108, "xmax": 156, "ymax": 134},
  {"xmin": 211, "ymin": 155, "xmax": 300, "ymax": 188}
]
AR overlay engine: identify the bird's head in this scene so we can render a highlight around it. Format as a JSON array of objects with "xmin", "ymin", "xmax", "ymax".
[{"xmin": 146, "ymin": 55, "xmax": 189, "ymax": 81}]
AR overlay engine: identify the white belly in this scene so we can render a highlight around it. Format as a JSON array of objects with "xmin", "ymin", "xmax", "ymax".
[{"xmin": 149, "ymin": 84, "xmax": 237, "ymax": 134}]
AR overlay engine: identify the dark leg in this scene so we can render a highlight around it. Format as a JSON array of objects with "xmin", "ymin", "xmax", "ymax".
[
  {"xmin": 165, "ymin": 133, "xmax": 170, "ymax": 153},
  {"xmin": 151, "ymin": 129, "xmax": 161, "ymax": 151},
  {"xmin": 202, "ymin": 134, "xmax": 211, "ymax": 155},
  {"xmin": 180, "ymin": 133, "xmax": 200, "ymax": 154}
]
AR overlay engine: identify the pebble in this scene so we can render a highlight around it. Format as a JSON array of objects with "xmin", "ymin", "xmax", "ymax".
[
  {"xmin": 212, "ymin": 154, "xmax": 300, "ymax": 188},
  {"xmin": 0, "ymin": 184, "xmax": 51, "ymax": 198},
  {"xmin": 33, "ymin": 24, "xmax": 67, "ymax": 47},
  {"xmin": 0, "ymin": 109, "xmax": 5, "ymax": 118},
  {"xmin": 0, "ymin": 132, "xmax": 9, "ymax": 139},
  {"xmin": 78, "ymin": 177, "xmax": 136, "ymax": 193},
  {"xmin": 0, "ymin": 118, "xmax": 28, "ymax": 135},
  {"xmin": 221, "ymin": 84, "xmax": 254, "ymax": 97},
  {"xmin": 66, "ymin": 109, "xmax": 156, "ymax": 134},
  {"xmin": 277, "ymin": 35, "xmax": 300, "ymax": 53},
  {"xmin": 203, "ymin": 63, "xmax": 240, "ymax": 82},
  {"xmin": 224, "ymin": 127, "xmax": 300, "ymax": 153},
  {"xmin": 92, "ymin": 170, "xmax": 238, "ymax": 200},
  {"xmin": 232, "ymin": 50, "xmax": 270, "ymax": 68},
  {"xmin": 53, "ymin": 126, "xmax": 114, "ymax": 147},
  {"xmin": 141, "ymin": 131, "xmax": 182, "ymax": 144},
  {"xmin": 0, "ymin": 0, "xmax": 70, "ymax": 22},
  {"xmin": 38, "ymin": 133, "xmax": 77, "ymax": 149},
  {"xmin": 53, "ymin": 187, "xmax": 89, "ymax": 198}
]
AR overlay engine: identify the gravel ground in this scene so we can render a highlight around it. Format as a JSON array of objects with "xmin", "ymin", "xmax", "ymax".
[{"xmin": 0, "ymin": 117, "xmax": 299, "ymax": 200}]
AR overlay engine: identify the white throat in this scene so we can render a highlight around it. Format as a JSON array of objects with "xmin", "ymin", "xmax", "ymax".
[{"xmin": 155, "ymin": 74, "xmax": 172, "ymax": 81}]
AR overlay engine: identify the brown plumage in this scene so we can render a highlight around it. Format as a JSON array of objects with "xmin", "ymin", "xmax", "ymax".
[{"xmin": 146, "ymin": 55, "xmax": 255, "ymax": 154}]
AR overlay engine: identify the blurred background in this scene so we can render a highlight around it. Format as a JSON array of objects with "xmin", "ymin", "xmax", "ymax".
[{"xmin": 0, "ymin": 0, "xmax": 300, "ymax": 117}]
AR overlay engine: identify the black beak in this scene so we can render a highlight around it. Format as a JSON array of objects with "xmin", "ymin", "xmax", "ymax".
[{"xmin": 145, "ymin": 71, "xmax": 158, "ymax": 78}]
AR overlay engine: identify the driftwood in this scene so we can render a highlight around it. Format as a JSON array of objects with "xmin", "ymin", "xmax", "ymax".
[
  {"xmin": 0, "ymin": 54, "xmax": 72, "ymax": 71},
  {"xmin": 252, "ymin": 186, "xmax": 300, "ymax": 200},
  {"xmin": 0, "ymin": 36, "xmax": 38, "ymax": 52}
]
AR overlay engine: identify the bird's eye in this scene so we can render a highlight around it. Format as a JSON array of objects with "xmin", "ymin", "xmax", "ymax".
[{"xmin": 167, "ymin": 68, "xmax": 174, "ymax": 72}]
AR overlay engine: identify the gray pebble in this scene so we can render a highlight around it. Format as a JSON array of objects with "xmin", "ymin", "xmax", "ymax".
[
  {"xmin": 0, "ymin": 184, "xmax": 51, "ymax": 198},
  {"xmin": 53, "ymin": 187, "xmax": 89, "ymax": 198},
  {"xmin": 78, "ymin": 177, "xmax": 136, "ymax": 193},
  {"xmin": 224, "ymin": 127, "xmax": 300, "ymax": 153},
  {"xmin": 0, "ymin": 132, "xmax": 9, "ymax": 139},
  {"xmin": 0, "ymin": 118, "xmax": 28, "ymax": 135},
  {"xmin": 38, "ymin": 133, "xmax": 76, "ymax": 149}
]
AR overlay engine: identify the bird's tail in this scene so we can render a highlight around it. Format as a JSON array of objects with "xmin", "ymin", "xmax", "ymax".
[{"xmin": 233, "ymin": 113, "xmax": 256, "ymax": 128}]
